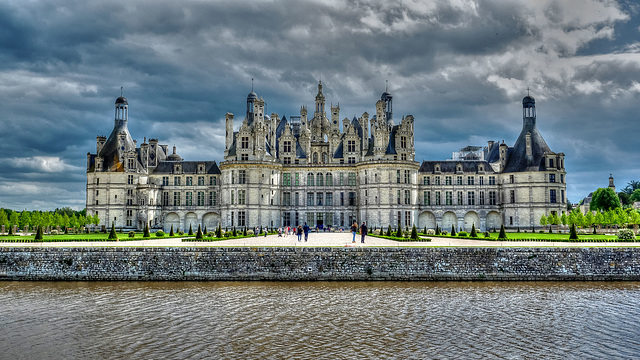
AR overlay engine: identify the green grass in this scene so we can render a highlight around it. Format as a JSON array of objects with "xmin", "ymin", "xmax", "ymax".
[
  {"xmin": 0, "ymin": 232, "xmax": 188, "ymax": 242},
  {"xmin": 421, "ymin": 231, "xmax": 625, "ymax": 242}
]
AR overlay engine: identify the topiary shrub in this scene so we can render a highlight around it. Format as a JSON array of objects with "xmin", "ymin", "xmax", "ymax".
[
  {"xmin": 498, "ymin": 224, "xmax": 507, "ymax": 240},
  {"xmin": 395, "ymin": 227, "xmax": 403, "ymax": 238},
  {"xmin": 128, "ymin": 231, "xmax": 135, "ymax": 238},
  {"xmin": 410, "ymin": 225, "xmax": 419, "ymax": 240},
  {"xmin": 441, "ymin": 231, "xmax": 448, "ymax": 236},
  {"xmin": 178, "ymin": 231, "xmax": 184, "ymax": 236},
  {"xmin": 435, "ymin": 224, "xmax": 440, "ymax": 235},
  {"xmin": 426, "ymin": 229, "xmax": 435, "ymax": 235},
  {"xmin": 170, "ymin": 224, "xmax": 175, "ymax": 236},
  {"xmin": 450, "ymin": 225, "xmax": 456, "ymax": 237},
  {"xmin": 216, "ymin": 224, "xmax": 222, "ymax": 238},
  {"xmin": 483, "ymin": 231, "xmax": 490, "ymax": 238},
  {"xmin": 196, "ymin": 225, "xmax": 203, "ymax": 240},
  {"xmin": 34, "ymin": 226, "xmax": 43, "ymax": 241},
  {"xmin": 156, "ymin": 230, "xmax": 165, "ymax": 237},
  {"xmin": 470, "ymin": 223, "xmax": 478, "ymax": 238},
  {"xmin": 569, "ymin": 223, "xmax": 579, "ymax": 241},
  {"xmin": 108, "ymin": 222, "xmax": 117, "ymax": 240},
  {"xmin": 143, "ymin": 223, "xmax": 150, "ymax": 238},
  {"xmin": 458, "ymin": 231, "xmax": 468, "ymax": 237},
  {"xmin": 616, "ymin": 229, "xmax": 636, "ymax": 241},
  {"xmin": 188, "ymin": 224, "xmax": 194, "ymax": 236},
  {"xmin": 386, "ymin": 226, "xmax": 392, "ymax": 237},
  {"xmin": 247, "ymin": 230, "xmax": 254, "ymax": 235}
]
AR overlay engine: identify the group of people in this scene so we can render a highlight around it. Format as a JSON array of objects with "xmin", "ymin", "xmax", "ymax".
[
  {"xmin": 278, "ymin": 223, "xmax": 311, "ymax": 242},
  {"xmin": 275, "ymin": 221, "xmax": 369, "ymax": 243}
]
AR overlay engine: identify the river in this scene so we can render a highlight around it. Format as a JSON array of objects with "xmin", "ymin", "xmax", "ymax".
[{"xmin": 1, "ymin": 281, "xmax": 639, "ymax": 359}]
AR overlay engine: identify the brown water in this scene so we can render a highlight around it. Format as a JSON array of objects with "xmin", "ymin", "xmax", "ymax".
[{"xmin": 1, "ymin": 281, "xmax": 639, "ymax": 359}]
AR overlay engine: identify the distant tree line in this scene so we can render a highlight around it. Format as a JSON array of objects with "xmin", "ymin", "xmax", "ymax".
[{"xmin": 0, "ymin": 207, "xmax": 99, "ymax": 231}]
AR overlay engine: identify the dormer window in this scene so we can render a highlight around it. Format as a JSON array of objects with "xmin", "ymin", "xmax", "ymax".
[{"xmin": 549, "ymin": 158, "xmax": 554, "ymax": 168}]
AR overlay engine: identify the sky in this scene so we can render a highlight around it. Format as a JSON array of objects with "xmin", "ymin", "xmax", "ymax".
[{"xmin": 1, "ymin": 0, "xmax": 639, "ymax": 211}]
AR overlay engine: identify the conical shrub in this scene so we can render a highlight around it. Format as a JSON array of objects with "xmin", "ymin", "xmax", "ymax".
[
  {"xmin": 188, "ymin": 224, "xmax": 193, "ymax": 236},
  {"xmin": 196, "ymin": 224, "xmax": 203, "ymax": 240},
  {"xmin": 450, "ymin": 225, "xmax": 456, "ymax": 236},
  {"xmin": 108, "ymin": 222, "xmax": 118, "ymax": 240},
  {"xmin": 170, "ymin": 224, "xmax": 175, "ymax": 236},
  {"xmin": 470, "ymin": 223, "xmax": 477, "ymax": 238},
  {"xmin": 498, "ymin": 224, "xmax": 507, "ymax": 240}
]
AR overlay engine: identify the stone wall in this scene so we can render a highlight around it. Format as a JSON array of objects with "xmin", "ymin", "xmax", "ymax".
[{"xmin": 1, "ymin": 247, "xmax": 639, "ymax": 281}]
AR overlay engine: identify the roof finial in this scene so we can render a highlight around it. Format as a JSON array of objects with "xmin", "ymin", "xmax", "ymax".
[
  {"xmin": 251, "ymin": 78, "xmax": 254, "ymax": 92},
  {"xmin": 527, "ymin": 86, "xmax": 530, "ymax": 96},
  {"xmin": 386, "ymin": 80, "xmax": 388, "ymax": 91},
  {"xmin": 121, "ymin": 86, "xmax": 123, "ymax": 97}
]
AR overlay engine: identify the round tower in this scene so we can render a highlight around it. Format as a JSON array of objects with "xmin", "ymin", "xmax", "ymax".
[{"xmin": 115, "ymin": 92, "xmax": 128, "ymax": 128}]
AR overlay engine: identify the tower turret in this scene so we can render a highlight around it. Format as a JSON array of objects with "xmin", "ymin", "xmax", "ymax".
[{"xmin": 381, "ymin": 83, "xmax": 393, "ymax": 126}]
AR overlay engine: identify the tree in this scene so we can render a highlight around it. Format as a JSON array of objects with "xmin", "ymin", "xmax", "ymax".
[
  {"xmin": 18, "ymin": 211, "xmax": 31, "ymax": 228},
  {"xmin": 569, "ymin": 223, "xmax": 578, "ymax": 241},
  {"xmin": 590, "ymin": 187, "xmax": 621, "ymax": 212},
  {"xmin": 169, "ymin": 224, "xmax": 175, "ymax": 236},
  {"xmin": 196, "ymin": 225, "xmax": 203, "ymax": 240},
  {"xmin": 188, "ymin": 224, "xmax": 194, "ymax": 235},
  {"xmin": 585, "ymin": 212, "xmax": 595, "ymax": 232},
  {"xmin": 108, "ymin": 222, "xmax": 118, "ymax": 240},
  {"xmin": 619, "ymin": 192, "xmax": 631, "ymax": 207},
  {"xmin": 0, "ymin": 209, "xmax": 8, "ymax": 229},
  {"xmin": 560, "ymin": 212, "xmax": 567, "ymax": 232},
  {"xmin": 540, "ymin": 215, "xmax": 548, "ymax": 231},
  {"xmin": 630, "ymin": 189, "xmax": 640, "ymax": 203},
  {"xmin": 410, "ymin": 225, "xmax": 418, "ymax": 240},
  {"xmin": 396, "ymin": 226, "xmax": 403, "ymax": 238},
  {"xmin": 216, "ymin": 224, "xmax": 222, "ymax": 238},
  {"xmin": 450, "ymin": 225, "xmax": 456, "ymax": 237},
  {"xmin": 386, "ymin": 226, "xmax": 392, "ymax": 237},
  {"xmin": 435, "ymin": 224, "xmax": 440, "ymax": 235},
  {"xmin": 9, "ymin": 212, "xmax": 19, "ymax": 228},
  {"xmin": 623, "ymin": 180, "xmax": 640, "ymax": 195},
  {"xmin": 498, "ymin": 224, "xmax": 507, "ymax": 240},
  {"xmin": 470, "ymin": 223, "xmax": 478, "ymax": 238},
  {"xmin": 34, "ymin": 225, "xmax": 43, "ymax": 241}
]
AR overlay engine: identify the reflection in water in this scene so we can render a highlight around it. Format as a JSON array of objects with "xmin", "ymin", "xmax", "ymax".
[{"xmin": 1, "ymin": 281, "xmax": 639, "ymax": 359}]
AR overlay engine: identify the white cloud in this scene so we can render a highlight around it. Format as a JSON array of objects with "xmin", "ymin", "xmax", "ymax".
[{"xmin": 0, "ymin": 156, "xmax": 82, "ymax": 173}]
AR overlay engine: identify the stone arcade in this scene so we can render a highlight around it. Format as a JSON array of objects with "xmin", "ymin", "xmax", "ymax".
[{"xmin": 86, "ymin": 82, "xmax": 566, "ymax": 232}]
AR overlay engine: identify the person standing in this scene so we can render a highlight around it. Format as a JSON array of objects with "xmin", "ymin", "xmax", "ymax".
[
  {"xmin": 350, "ymin": 222, "xmax": 358, "ymax": 243},
  {"xmin": 360, "ymin": 221, "xmax": 367, "ymax": 243},
  {"xmin": 303, "ymin": 222, "xmax": 310, "ymax": 242},
  {"xmin": 296, "ymin": 225, "xmax": 303, "ymax": 241}
]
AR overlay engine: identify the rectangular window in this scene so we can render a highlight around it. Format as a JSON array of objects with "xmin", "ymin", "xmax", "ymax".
[
  {"xmin": 326, "ymin": 174, "xmax": 333, "ymax": 186},
  {"xmin": 128, "ymin": 175, "xmax": 134, "ymax": 185},
  {"xmin": 397, "ymin": 190, "xmax": 401, "ymax": 205},
  {"xmin": 435, "ymin": 192, "xmax": 441, "ymax": 205},
  {"xmin": 457, "ymin": 176, "xmax": 462, "ymax": 185},
  {"xmin": 405, "ymin": 211, "xmax": 411, "ymax": 227},
  {"xmin": 404, "ymin": 190, "xmax": 411, "ymax": 205},
  {"xmin": 317, "ymin": 173, "xmax": 324, "ymax": 186},
  {"xmin": 197, "ymin": 191, "xmax": 204, "ymax": 206},
  {"xmin": 340, "ymin": 192, "xmax": 344, "ymax": 206},
  {"xmin": 479, "ymin": 176, "xmax": 484, "ymax": 185},
  {"xmin": 174, "ymin": 177, "xmax": 181, "ymax": 186},
  {"xmin": 340, "ymin": 173, "xmax": 344, "ymax": 186},
  {"xmin": 238, "ymin": 190, "xmax": 246, "ymax": 205},
  {"xmin": 347, "ymin": 140, "xmax": 356, "ymax": 152},
  {"xmin": 241, "ymin": 154, "xmax": 248, "ymax": 161},
  {"xmin": 294, "ymin": 192, "xmax": 299, "ymax": 206},
  {"xmin": 210, "ymin": 176, "xmax": 217, "ymax": 186},
  {"xmin": 173, "ymin": 191, "xmax": 180, "ymax": 206},
  {"xmin": 162, "ymin": 192, "xmax": 169, "ymax": 206},
  {"xmin": 510, "ymin": 190, "xmax": 515, "ymax": 203},
  {"xmin": 424, "ymin": 191, "xmax": 431, "ymax": 206},
  {"xmin": 468, "ymin": 191, "xmax": 475, "ymax": 205},
  {"xmin": 489, "ymin": 176, "xmax": 495, "ymax": 185},
  {"xmin": 560, "ymin": 174, "xmax": 564, "ymax": 183},
  {"xmin": 489, "ymin": 191, "xmax": 496, "ymax": 205},
  {"xmin": 307, "ymin": 193, "xmax": 314, "ymax": 206},
  {"xmin": 326, "ymin": 193, "xmax": 333, "ymax": 206},
  {"xmin": 549, "ymin": 174, "xmax": 556, "ymax": 183},
  {"xmin": 457, "ymin": 191, "xmax": 463, "ymax": 205},
  {"xmin": 479, "ymin": 191, "xmax": 485, "ymax": 205},
  {"xmin": 510, "ymin": 175, "xmax": 515, "ymax": 184},
  {"xmin": 446, "ymin": 191, "xmax": 452, "ymax": 205},
  {"xmin": 307, "ymin": 213, "xmax": 315, "ymax": 225},
  {"xmin": 397, "ymin": 170, "xmax": 401, "ymax": 184},
  {"xmin": 283, "ymin": 192, "xmax": 291, "ymax": 206},
  {"xmin": 208, "ymin": 192, "xmax": 216, "ymax": 206},
  {"xmin": 316, "ymin": 193, "xmax": 323, "ymax": 206},
  {"xmin": 96, "ymin": 178, "xmax": 100, "ymax": 185},
  {"xmin": 241, "ymin": 137, "xmax": 249, "ymax": 149},
  {"xmin": 128, "ymin": 159, "xmax": 135, "ymax": 169},
  {"xmin": 185, "ymin": 192, "xmax": 192, "ymax": 206},
  {"xmin": 400, "ymin": 136, "xmax": 407, "ymax": 148},
  {"xmin": 446, "ymin": 176, "xmax": 452, "ymax": 185},
  {"xmin": 186, "ymin": 176, "xmax": 193, "ymax": 186},
  {"xmin": 404, "ymin": 170, "xmax": 410, "ymax": 184},
  {"xmin": 307, "ymin": 173, "xmax": 314, "ymax": 186},
  {"xmin": 283, "ymin": 140, "xmax": 292, "ymax": 153},
  {"xmin": 238, "ymin": 170, "xmax": 246, "ymax": 184},
  {"xmin": 550, "ymin": 189, "xmax": 557, "ymax": 203},
  {"xmin": 467, "ymin": 176, "xmax": 474, "ymax": 185},
  {"xmin": 424, "ymin": 177, "xmax": 430, "ymax": 185},
  {"xmin": 435, "ymin": 176, "xmax": 441, "ymax": 185},
  {"xmin": 283, "ymin": 157, "xmax": 291, "ymax": 164},
  {"xmin": 348, "ymin": 192, "xmax": 356, "ymax": 206},
  {"xmin": 561, "ymin": 190, "xmax": 565, "ymax": 204},
  {"xmin": 295, "ymin": 173, "xmax": 300, "ymax": 186},
  {"xmin": 238, "ymin": 211, "xmax": 246, "ymax": 227},
  {"xmin": 162, "ymin": 176, "xmax": 169, "ymax": 186},
  {"xmin": 231, "ymin": 190, "xmax": 235, "ymax": 205},
  {"xmin": 348, "ymin": 173, "xmax": 356, "ymax": 186},
  {"xmin": 348, "ymin": 157, "xmax": 356, "ymax": 164},
  {"xmin": 549, "ymin": 158, "xmax": 554, "ymax": 168},
  {"xmin": 198, "ymin": 176, "xmax": 205, "ymax": 186},
  {"xmin": 283, "ymin": 173, "xmax": 291, "ymax": 186}
]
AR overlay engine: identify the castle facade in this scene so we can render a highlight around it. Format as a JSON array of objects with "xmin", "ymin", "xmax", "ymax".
[{"xmin": 86, "ymin": 82, "xmax": 566, "ymax": 232}]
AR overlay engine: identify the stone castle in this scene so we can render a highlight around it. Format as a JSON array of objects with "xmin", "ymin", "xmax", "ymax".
[{"xmin": 86, "ymin": 82, "xmax": 566, "ymax": 232}]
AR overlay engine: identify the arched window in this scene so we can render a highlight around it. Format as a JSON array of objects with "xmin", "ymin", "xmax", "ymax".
[
  {"xmin": 317, "ymin": 173, "xmax": 324, "ymax": 186},
  {"xmin": 307, "ymin": 172, "xmax": 314, "ymax": 186},
  {"xmin": 313, "ymin": 153, "xmax": 318, "ymax": 163}
]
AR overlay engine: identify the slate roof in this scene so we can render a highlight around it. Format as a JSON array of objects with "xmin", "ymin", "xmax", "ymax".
[
  {"xmin": 152, "ymin": 161, "xmax": 221, "ymax": 174},
  {"xmin": 333, "ymin": 141, "xmax": 344, "ymax": 158},
  {"xmin": 503, "ymin": 117, "xmax": 552, "ymax": 172},
  {"xmin": 227, "ymin": 132, "xmax": 238, "ymax": 156},
  {"xmin": 97, "ymin": 121, "xmax": 137, "ymax": 172},
  {"xmin": 418, "ymin": 160, "xmax": 496, "ymax": 174},
  {"xmin": 386, "ymin": 125, "xmax": 398, "ymax": 155}
]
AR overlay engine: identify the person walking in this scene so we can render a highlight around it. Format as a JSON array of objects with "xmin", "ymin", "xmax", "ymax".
[
  {"xmin": 296, "ymin": 225, "xmax": 303, "ymax": 241},
  {"xmin": 350, "ymin": 222, "xmax": 358, "ymax": 243},
  {"xmin": 303, "ymin": 222, "xmax": 310, "ymax": 242},
  {"xmin": 360, "ymin": 221, "xmax": 367, "ymax": 243}
]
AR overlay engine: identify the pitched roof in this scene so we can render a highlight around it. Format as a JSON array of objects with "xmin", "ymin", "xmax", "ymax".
[
  {"xmin": 418, "ymin": 160, "xmax": 495, "ymax": 174},
  {"xmin": 151, "ymin": 161, "xmax": 221, "ymax": 174}
]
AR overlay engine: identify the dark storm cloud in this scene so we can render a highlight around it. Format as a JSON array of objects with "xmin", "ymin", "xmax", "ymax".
[{"xmin": 0, "ymin": 0, "xmax": 638, "ymax": 209}]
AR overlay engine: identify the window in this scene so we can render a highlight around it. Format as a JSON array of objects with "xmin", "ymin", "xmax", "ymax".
[
  {"xmin": 283, "ymin": 173, "xmax": 291, "ymax": 186},
  {"xmin": 457, "ymin": 191, "xmax": 463, "ymax": 205},
  {"xmin": 479, "ymin": 176, "xmax": 484, "ymax": 185},
  {"xmin": 295, "ymin": 173, "xmax": 300, "ymax": 186},
  {"xmin": 446, "ymin": 176, "xmax": 452, "ymax": 185},
  {"xmin": 404, "ymin": 170, "xmax": 410, "ymax": 184},
  {"xmin": 479, "ymin": 191, "xmax": 485, "ymax": 205},
  {"xmin": 238, "ymin": 170, "xmax": 246, "ymax": 184},
  {"xmin": 348, "ymin": 192, "xmax": 356, "ymax": 206},
  {"xmin": 173, "ymin": 192, "xmax": 180, "ymax": 206},
  {"xmin": 127, "ymin": 159, "xmax": 135, "ymax": 169},
  {"xmin": 307, "ymin": 173, "xmax": 314, "ymax": 186},
  {"xmin": 510, "ymin": 175, "xmax": 514, "ymax": 184},
  {"xmin": 231, "ymin": 190, "xmax": 235, "ymax": 205},
  {"xmin": 317, "ymin": 193, "xmax": 323, "ymax": 206},
  {"xmin": 446, "ymin": 191, "xmax": 452, "ymax": 205},
  {"xmin": 397, "ymin": 190, "xmax": 401, "ymax": 205},
  {"xmin": 317, "ymin": 173, "xmax": 324, "ymax": 186},
  {"xmin": 197, "ymin": 191, "xmax": 204, "ymax": 206},
  {"xmin": 347, "ymin": 140, "xmax": 356, "ymax": 152},
  {"xmin": 510, "ymin": 190, "xmax": 515, "ymax": 203},
  {"xmin": 210, "ymin": 176, "xmax": 217, "ymax": 186},
  {"xmin": 185, "ymin": 192, "xmax": 192, "ymax": 206},
  {"xmin": 348, "ymin": 173, "xmax": 356, "ymax": 186},
  {"xmin": 339, "ymin": 173, "xmax": 344, "ymax": 186},
  {"xmin": 127, "ymin": 219, "xmax": 132, "ymax": 227},
  {"xmin": 162, "ymin": 192, "xmax": 169, "ymax": 206},
  {"xmin": 550, "ymin": 189, "xmax": 557, "ymax": 203},
  {"xmin": 294, "ymin": 192, "xmax": 299, "ymax": 206},
  {"xmin": 560, "ymin": 174, "xmax": 564, "ymax": 183},
  {"xmin": 162, "ymin": 176, "xmax": 169, "ymax": 186},
  {"xmin": 198, "ymin": 176, "xmax": 205, "ymax": 186},
  {"xmin": 96, "ymin": 190, "xmax": 99, "ymax": 196},
  {"xmin": 238, "ymin": 190, "xmax": 246, "ymax": 205},
  {"xmin": 489, "ymin": 176, "xmax": 495, "ymax": 185},
  {"xmin": 241, "ymin": 137, "xmax": 249, "ymax": 149},
  {"xmin": 326, "ymin": 173, "xmax": 333, "ymax": 186},
  {"xmin": 404, "ymin": 190, "xmax": 411, "ymax": 205},
  {"xmin": 238, "ymin": 211, "xmax": 246, "ymax": 227},
  {"xmin": 561, "ymin": 190, "xmax": 565, "ymax": 204},
  {"xmin": 174, "ymin": 177, "xmax": 181, "ymax": 186},
  {"xmin": 549, "ymin": 158, "xmax": 554, "ymax": 168},
  {"xmin": 209, "ymin": 192, "xmax": 216, "ymax": 206},
  {"xmin": 401, "ymin": 153, "xmax": 407, "ymax": 161},
  {"xmin": 241, "ymin": 154, "xmax": 248, "ymax": 161},
  {"xmin": 457, "ymin": 176, "xmax": 462, "ymax": 185},
  {"xmin": 128, "ymin": 175, "xmax": 134, "ymax": 185},
  {"xmin": 348, "ymin": 157, "xmax": 355, "ymax": 164},
  {"xmin": 340, "ymin": 192, "xmax": 344, "ymax": 206},
  {"xmin": 283, "ymin": 140, "xmax": 292, "ymax": 153},
  {"xmin": 435, "ymin": 192, "xmax": 441, "ymax": 205},
  {"xmin": 400, "ymin": 136, "xmax": 407, "ymax": 148},
  {"xmin": 435, "ymin": 176, "xmax": 441, "ymax": 185},
  {"xmin": 405, "ymin": 211, "xmax": 411, "ymax": 227},
  {"xmin": 307, "ymin": 213, "xmax": 315, "ymax": 225},
  {"xmin": 283, "ymin": 157, "xmax": 291, "ymax": 164},
  {"xmin": 424, "ymin": 191, "xmax": 431, "ymax": 205},
  {"xmin": 489, "ymin": 191, "xmax": 496, "ymax": 205},
  {"xmin": 397, "ymin": 170, "xmax": 401, "ymax": 184},
  {"xmin": 326, "ymin": 193, "xmax": 333, "ymax": 206},
  {"xmin": 185, "ymin": 176, "xmax": 192, "ymax": 186},
  {"xmin": 468, "ymin": 191, "xmax": 475, "ymax": 205},
  {"xmin": 467, "ymin": 176, "xmax": 474, "ymax": 185},
  {"xmin": 307, "ymin": 193, "xmax": 314, "ymax": 206},
  {"xmin": 424, "ymin": 177, "xmax": 430, "ymax": 185},
  {"xmin": 96, "ymin": 178, "xmax": 100, "ymax": 185},
  {"xmin": 549, "ymin": 174, "xmax": 556, "ymax": 183}
]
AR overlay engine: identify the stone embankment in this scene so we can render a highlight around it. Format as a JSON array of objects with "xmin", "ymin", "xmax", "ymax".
[{"xmin": 1, "ymin": 247, "xmax": 639, "ymax": 281}]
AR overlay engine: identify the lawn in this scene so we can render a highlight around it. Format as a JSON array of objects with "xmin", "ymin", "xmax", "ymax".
[
  {"xmin": 0, "ymin": 232, "xmax": 188, "ymax": 242},
  {"xmin": 481, "ymin": 232, "xmax": 617, "ymax": 241}
]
